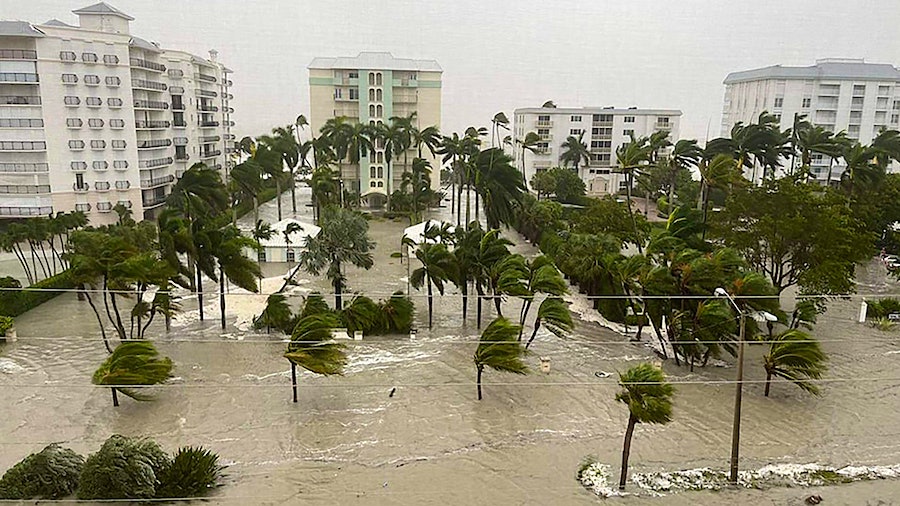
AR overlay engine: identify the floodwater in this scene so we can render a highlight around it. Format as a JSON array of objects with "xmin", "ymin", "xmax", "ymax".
[{"xmin": 1, "ymin": 187, "xmax": 900, "ymax": 505}]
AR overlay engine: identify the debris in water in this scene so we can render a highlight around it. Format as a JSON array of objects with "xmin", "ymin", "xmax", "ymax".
[
  {"xmin": 389, "ymin": 387, "xmax": 396, "ymax": 398},
  {"xmin": 805, "ymin": 495, "xmax": 823, "ymax": 505},
  {"xmin": 594, "ymin": 371, "xmax": 611, "ymax": 379}
]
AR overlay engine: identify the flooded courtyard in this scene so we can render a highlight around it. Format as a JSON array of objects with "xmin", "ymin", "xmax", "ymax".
[{"xmin": 1, "ymin": 187, "xmax": 899, "ymax": 504}]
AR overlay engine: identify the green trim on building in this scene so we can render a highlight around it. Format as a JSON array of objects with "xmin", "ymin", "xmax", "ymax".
[
  {"xmin": 417, "ymin": 80, "xmax": 441, "ymax": 88},
  {"xmin": 358, "ymin": 73, "xmax": 370, "ymax": 191},
  {"xmin": 309, "ymin": 77, "xmax": 333, "ymax": 86}
]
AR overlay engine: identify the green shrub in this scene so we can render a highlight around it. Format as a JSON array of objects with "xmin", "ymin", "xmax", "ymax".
[
  {"xmin": 867, "ymin": 298, "xmax": 900, "ymax": 319},
  {"xmin": 0, "ymin": 270, "xmax": 75, "ymax": 317},
  {"xmin": 0, "ymin": 316, "xmax": 12, "ymax": 337},
  {"xmin": 155, "ymin": 446, "xmax": 223, "ymax": 498},
  {"xmin": 340, "ymin": 296, "xmax": 382, "ymax": 335},
  {"xmin": 0, "ymin": 444, "xmax": 84, "ymax": 499},
  {"xmin": 77, "ymin": 435, "xmax": 170, "ymax": 500},
  {"xmin": 379, "ymin": 292, "xmax": 415, "ymax": 333}
]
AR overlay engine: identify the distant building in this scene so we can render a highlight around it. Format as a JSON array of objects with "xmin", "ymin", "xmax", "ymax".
[
  {"xmin": 722, "ymin": 58, "xmax": 900, "ymax": 182},
  {"xmin": 308, "ymin": 52, "xmax": 442, "ymax": 207},
  {"xmin": 0, "ymin": 2, "xmax": 234, "ymax": 223},
  {"xmin": 513, "ymin": 106, "xmax": 682, "ymax": 195}
]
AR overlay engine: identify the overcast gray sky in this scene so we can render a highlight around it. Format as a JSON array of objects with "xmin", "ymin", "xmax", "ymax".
[{"xmin": 5, "ymin": 0, "xmax": 900, "ymax": 141}]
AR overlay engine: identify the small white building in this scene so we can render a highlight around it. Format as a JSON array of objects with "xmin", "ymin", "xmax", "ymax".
[
  {"xmin": 254, "ymin": 218, "xmax": 320, "ymax": 263},
  {"xmin": 401, "ymin": 219, "xmax": 454, "ymax": 254}
]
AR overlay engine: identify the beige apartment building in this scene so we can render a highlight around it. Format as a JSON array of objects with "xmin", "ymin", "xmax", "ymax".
[{"xmin": 308, "ymin": 52, "xmax": 441, "ymax": 207}]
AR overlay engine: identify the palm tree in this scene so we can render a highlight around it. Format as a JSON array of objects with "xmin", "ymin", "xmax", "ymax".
[
  {"xmin": 320, "ymin": 117, "xmax": 353, "ymax": 207},
  {"xmin": 663, "ymin": 139, "xmax": 702, "ymax": 210},
  {"xmin": 615, "ymin": 363, "xmax": 675, "ymax": 490},
  {"xmin": 412, "ymin": 123, "xmax": 441, "ymax": 159},
  {"xmin": 697, "ymin": 154, "xmax": 743, "ymax": 236},
  {"xmin": 347, "ymin": 121, "xmax": 374, "ymax": 209},
  {"xmin": 473, "ymin": 317, "xmax": 528, "ymax": 400},
  {"xmin": 252, "ymin": 220, "xmax": 273, "ymax": 279},
  {"xmin": 202, "ymin": 225, "xmax": 261, "ymax": 330},
  {"xmin": 500, "ymin": 255, "xmax": 568, "ymax": 341},
  {"xmin": 762, "ymin": 329, "xmax": 827, "ymax": 397},
  {"xmin": 473, "ymin": 148, "xmax": 526, "ymax": 229},
  {"xmin": 284, "ymin": 312, "xmax": 347, "ymax": 403},
  {"xmin": 375, "ymin": 121, "xmax": 407, "ymax": 210},
  {"xmin": 92, "ymin": 342, "xmax": 173, "ymax": 407},
  {"xmin": 840, "ymin": 142, "xmax": 880, "ymax": 202},
  {"xmin": 559, "ymin": 133, "xmax": 589, "ymax": 171},
  {"xmin": 310, "ymin": 165, "xmax": 339, "ymax": 224},
  {"xmin": 409, "ymin": 243, "xmax": 457, "ymax": 329},
  {"xmin": 252, "ymin": 140, "xmax": 290, "ymax": 221},
  {"xmin": 437, "ymin": 133, "xmax": 466, "ymax": 226},
  {"xmin": 472, "ymin": 228, "xmax": 514, "ymax": 327},
  {"xmin": 525, "ymin": 297, "xmax": 574, "ymax": 349},
  {"xmin": 616, "ymin": 135, "xmax": 653, "ymax": 254},
  {"xmin": 296, "ymin": 206, "xmax": 375, "ymax": 308},
  {"xmin": 230, "ymin": 159, "xmax": 263, "ymax": 223},
  {"xmin": 516, "ymin": 131, "xmax": 542, "ymax": 188}
]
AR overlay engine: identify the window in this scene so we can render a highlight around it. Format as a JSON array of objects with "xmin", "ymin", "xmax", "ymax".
[
  {"xmin": 113, "ymin": 160, "xmax": 128, "ymax": 169},
  {"xmin": 590, "ymin": 140, "xmax": 612, "ymax": 149},
  {"xmin": 377, "ymin": 166, "xmax": 383, "ymax": 178},
  {"xmin": 97, "ymin": 202, "xmax": 112, "ymax": 212},
  {"xmin": 876, "ymin": 97, "xmax": 889, "ymax": 109},
  {"xmin": 84, "ymin": 75, "xmax": 100, "ymax": 85},
  {"xmin": 376, "ymin": 89, "xmax": 382, "ymax": 101},
  {"xmin": 657, "ymin": 117, "xmax": 670, "ymax": 125},
  {"xmin": 348, "ymin": 71, "xmax": 358, "ymax": 78},
  {"xmin": 570, "ymin": 115, "xmax": 582, "ymax": 122},
  {"xmin": 774, "ymin": 97, "xmax": 784, "ymax": 108},
  {"xmin": 258, "ymin": 250, "xmax": 266, "ymax": 262},
  {"xmin": 569, "ymin": 128, "xmax": 583, "ymax": 136},
  {"xmin": 878, "ymin": 85, "xmax": 891, "ymax": 96},
  {"xmin": 62, "ymin": 73, "xmax": 78, "ymax": 84},
  {"xmin": 334, "ymin": 87, "xmax": 342, "ymax": 99},
  {"xmin": 802, "ymin": 97, "xmax": 811, "ymax": 108},
  {"xmin": 623, "ymin": 129, "xmax": 634, "ymax": 137},
  {"xmin": 107, "ymin": 98, "xmax": 122, "ymax": 107},
  {"xmin": 286, "ymin": 249, "xmax": 296, "ymax": 262},
  {"xmin": 773, "ymin": 113, "xmax": 782, "ymax": 121},
  {"xmin": 892, "ymin": 114, "xmax": 899, "ymax": 125},
  {"xmin": 370, "ymin": 167, "xmax": 376, "ymax": 178},
  {"xmin": 82, "ymin": 52, "xmax": 98, "ymax": 63},
  {"xmin": 370, "ymin": 181, "xmax": 376, "ymax": 188},
  {"xmin": 853, "ymin": 84, "xmax": 866, "ymax": 96},
  {"xmin": 537, "ymin": 128, "xmax": 549, "ymax": 136},
  {"xmin": 90, "ymin": 140, "xmax": 106, "ymax": 149},
  {"xmin": 376, "ymin": 104, "xmax": 383, "ymax": 117},
  {"xmin": 69, "ymin": 140, "xmax": 85, "ymax": 150},
  {"xmin": 368, "ymin": 73, "xmax": 375, "ymax": 86},
  {"xmin": 60, "ymin": 51, "xmax": 76, "ymax": 61},
  {"xmin": 71, "ymin": 161, "xmax": 87, "ymax": 171},
  {"xmin": 375, "ymin": 73, "xmax": 382, "ymax": 86},
  {"xmin": 86, "ymin": 97, "xmax": 102, "ymax": 107},
  {"xmin": 105, "ymin": 76, "xmax": 120, "ymax": 87},
  {"xmin": 92, "ymin": 161, "xmax": 108, "ymax": 170},
  {"xmin": 117, "ymin": 200, "xmax": 131, "ymax": 209},
  {"xmin": 66, "ymin": 118, "xmax": 83, "ymax": 128},
  {"xmin": 595, "ymin": 114, "xmax": 613, "ymax": 123},
  {"xmin": 64, "ymin": 96, "xmax": 81, "ymax": 106},
  {"xmin": 349, "ymin": 88, "xmax": 359, "ymax": 100},
  {"xmin": 0, "ymin": 118, "xmax": 43, "ymax": 128},
  {"xmin": 74, "ymin": 173, "xmax": 85, "ymax": 190},
  {"xmin": 111, "ymin": 140, "xmax": 126, "ymax": 150},
  {"xmin": 624, "ymin": 116, "xmax": 635, "ymax": 123},
  {"xmin": 369, "ymin": 89, "xmax": 375, "ymax": 101},
  {"xmin": 94, "ymin": 181, "xmax": 110, "ymax": 190},
  {"xmin": 88, "ymin": 118, "xmax": 104, "ymax": 128},
  {"xmin": 592, "ymin": 127, "xmax": 612, "ymax": 137},
  {"xmin": 538, "ymin": 114, "xmax": 550, "ymax": 122},
  {"xmin": 377, "ymin": 181, "xmax": 383, "ymax": 187},
  {"xmin": 114, "ymin": 180, "xmax": 129, "ymax": 189},
  {"xmin": 103, "ymin": 54, "xmax": 119, "ymax": 64},
  {"xmin": 75, "ymin": 203, "xmax": 91, "ymax": 212},
  {"xmin": 109, "ymin": 119, "xmax": 125, "ymax": 129},
  {"xmin": 369, "ymin": 104, "xmax": 376, "ymax": 116}
]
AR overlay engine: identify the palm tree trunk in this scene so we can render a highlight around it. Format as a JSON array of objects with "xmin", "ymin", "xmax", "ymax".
[
  {"xmin": 196, "ymin": 267, "xmax": 205, "ymax": 322},
  {"xmin": 427, "ymin": 280, "xmax": 434, "ymax": 330},
  {"xmin": 276, "ymin": 180, "xmax": 283, "ymax": 221},
  {"xmin": 526, "ymin": 319, "xmax": 541, "ymax": 349},
  {"xmin": 668, "ymin": 167, "xmax": 676, "ymax": 216},
  {"xmin": 465, "ymin": 181, "xmax": 471, "ymax": 225},
  {"xmin": 111, "ymin": 388, "xmax": 119, "ymax": 407},
  {"xmin": 625, "ymin": 173, "xmax": 643, "ymax": 254},
  {"xmin": 253, "ymin": 196, "xmax": 259, "ymax": 225},
  {"xmin": 476, "ymin": 365, "xmax": 484, "ymax": 400},
  {"xmin": 219, "ymin": 267, "xmax": 226, "ymax": 330},
  {"xmin": 619, "ymin": 413, "xmax": 637, "ymax": 490},
  {"xmin": 461, "ymin": 285, "xmax": 468, "ymax": 324},
  {"xmin": 84, "ymin": 289, "xmax": 112, "ymax": 354},
  {"xmin": 518, "ymin": 299, "xmax": 532, "ymax": 341},
  {"xmin": 765, "ymin": 370, "xmax": 772, "ymax": 397},
  {"xmin": 291, "ymin": 363, "xmax": 298, "ymax": 403},
  {"xmin": 11, "ymin": 244, "xmax": 33, "ymax": 285},
  {"xmin": 493, "ymin": 291, "xmax": 503, "ymax": 317},
  {"xmin": 825, "ymin": 157, "xmax": 834, "ymax": 188},
  {"xmin": 333, "ymin": 267, "xmax": 342, "ymax": 310},
  {"xmin": 476, "ymin": 286, "xmax": 484, "ymax": 329},
  {"xmin": 291, "ymin": 170, "xmax": 297, "ymax": 214}
]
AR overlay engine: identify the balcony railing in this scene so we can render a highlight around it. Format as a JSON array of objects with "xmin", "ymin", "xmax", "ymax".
[
  {"xmin": 0, "ymin": 163, "xmax": 48, "ymax": 173},
  {"xmin": 142, "ymin": 195, "xmax": 168, "ymax": 208},
  {"xmin": 175, "ymin": 153, "xmax": 189, "ymax": 161},
  {"xmin": 0, "ymin": 206, "xmax": 52, "ymax": 217},
  {"xmin": 0, "ymin": 184, "xmax": 50, "ymax": 194},
  {"xmin": 655, "ymin": 123, "xmax": 672, "ymax": 130},
  {"xmin": 535, "ymin": 120, "xmax": 552, "ymax": 127},
  {"xmin": 0, "ymin": 95, "xmax": 41, "ymax": 105},
  {"xmin": 196, "ymin": 73, "xmax": 217, "ymax": 83},
  {"xmin": 129, "ymin": 58, "xmax": 166, "ymax": 72},
  {"xmin": 140, "ymin": 174, "xmax": 175, "ymax": 188},
  {"xmin": 200, "ymin": 150, "xmax": 221, "ymax": 158},
  {"xmin": 0, "ymin": 49, "xmax": 37, "ymax": 60},
  {"xmin": 199, "ymin": 135, "xmax": 220, "ymax": 143},
  {"xmin": 135, "ymin": 120, "xmax": 170, "ymax": 129},
  {"xmin": 137, "ymin": 139, "xmax": 172, "ymax": 149},
  {"xmin": 172, "ymin": 103, "xmax": 185, "ymax": 111},
  {"xmin": 196, "ymin": 89, "xmax": 217, "ymax": 97},
  {"xmin": 131, "ymin": 79, "xmax": 167, "ymax": 91},
  {"xmin": 73, "ymin": 183, "xmax": 89, "ymax": 193},
  {"xmin": 138, "ymin": 157, "xmax": 174, "ymax": 169},
  {"xmin": 199, "ymin": 121, "xmax": 219, "ymax": 127},
  {"xmin": 226, "ymin": 80, "xmax": 233, "ymax": 87},
  {"xmin": 0, "ymin": 73, "xmax": 38, "ymax": 83},
  {"xmin": 134, "ymin": 100, "xmax": 169, "ymax": 110},
  {"xmin": 198, "ymin": 104, "xmax": 218, "ymax": 112},
  {"xmin": 173, "ymin": 121, "xmax": 187, "ymax": 128}
]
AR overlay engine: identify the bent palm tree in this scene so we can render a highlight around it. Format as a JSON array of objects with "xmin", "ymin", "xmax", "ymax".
[
  {"xmin": 284, "ymin": 312, "xmax": 347, "ymax": 403},
  {"xmin": 560, "ymin": 132, "xmax": 590, "ymax": 170},
  {"xmin": 410, "ymin": 243, "xmax": 457, "ymax": 329},
  {"xmin": 92, "ymin": 342, "xmax": 173, "ymax": 407},
  {"xmin": 615, "ymin": 363, "xmax": 675, "ymax": 490},
  {"xmin": 525, "ymin": 297, "xmax": 574, "ymax": 349},
  {"xmin": 762, "ymin": 329, "xmax": 827, "ymax": 396},
  {"xmin": 473, "ymin": 317, "xmax": 528, "ymax": 400}
]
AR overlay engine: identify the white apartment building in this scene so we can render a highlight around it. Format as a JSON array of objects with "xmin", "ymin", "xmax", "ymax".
[
  {"xmin": 308, "ymin": 52, "xmax": 441, "ymax": 207},
  {"xmin": 722, "ymin": 58, "xmax": 900, "ymax": 182},
  {"xmin": 0, "ymin": 2, "xmax": 234, "ymax": 224},
  {"xmin": 513, "ymin": 106, "xmax": 682, "ymax": 195}
]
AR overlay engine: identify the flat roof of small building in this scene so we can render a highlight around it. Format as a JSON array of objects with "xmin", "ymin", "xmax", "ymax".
[
  {"xmin": 309, "ymin": 51, "xmax": 442, "ymax": 72},
  {"xmin": 724, "ymin": 58, "xmax": 900, "ymax": 84},
  {"xmin": 514, "ymin": 106, "xmax": 681, "ymax": 115}
]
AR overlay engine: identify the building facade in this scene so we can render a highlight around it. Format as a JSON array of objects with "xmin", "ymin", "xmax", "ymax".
[
  {"xmin": 513, "ymin": 106, "xmax": 681, "ymax": 195},
  {"xmin": 0, "ymin": 2, "xmax": 234, "ymax": 224},
  {"xmin": 722, "ymin": 58, "xmax": 900, "ymax": 182},
  {"xmin": 308, "ymin": 52, "xmax": 441, "ymax": 206}
]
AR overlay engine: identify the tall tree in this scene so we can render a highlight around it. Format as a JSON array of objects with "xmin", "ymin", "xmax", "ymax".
[
  {"xmin": 473, "ymin": 317, "xmax": 528, "ymax": 400},
  {"xmin": 559, "ymin": 132, "xmax": 589, "ymax": 171},
  {"xmin": 762, "ymin": 329, "xmax": 827, "ymax": 397},
  {"xmin": 473, "ymin": 148, "xmax": 527, "ymax": 229},
  {"xmin": 516, "ymin": 131, "xmax": 542, "ymax": 188},
  {"xmin": 92, "ymin": 342, "xmax": 173, "ymax": 407},
  {"xmin": 284, "ymin": 311, "xmax": 347, "ymax": 403},
  {"xmin": 410, "ymin": 242, "xmax": 457, "ymax": 329},
  {"xmin": 615, "ymin": 135, "xmax": 653, "ymax": 254}
]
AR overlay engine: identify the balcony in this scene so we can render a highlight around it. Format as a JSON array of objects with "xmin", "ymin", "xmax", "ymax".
[
  {"xmin": 142, "ymin": 194, "xmax": 168, "ymax": 208},
  {"xmin": 0, "ymin": 163, "xmax": 48, "ymax": 173},
  {"xmin": 200, "ymin": 150, "xmax": 221, "ymax": 159},
  {"xmin": 172, "ymin": 103, "xmax": 185, "ymax": 111},
  {"xmin": 0, "ymin": 49, "xmax": 37, "ymax": 60},
  {"xmin": 130, "ymin": 58, "xmax": 166, "ymax": 72},
  {"xmin": 73, "ymin": 183, "xmax": 89, "ymax": 193},
  {"xmin": 198, "ymin": 104, "xmax": 218, "ymax": 112},
  {"xmin": 226, "ymin": 80, "xmax": 233, "ymax": 87},
  {"xmin": 137, "ymin": 139, "xmax": 173, "ymax": 149},
  {"xmin": 135, "ymin": 120, "xmax": 170, "ymax": 129},
  {"xmin": 196, "ymin": 89, "xmax": 217, "ymax": 98},
  {"xmin": 94, "ymin": 181, "xmax": 111, "ymax": 192},
  {"xmin": 655, "ymin": 122, "xmax": 672, "ymax": 130},
  {"xmin": 0, "ymin": 73, "xmax": 39, "ymax": 83},
  {"xmin": 196, "ymin": 73, "xmax": 217, "ymax": 83},
  {"xmin": 199, "ymin": 135, "xmax": 220, "ymax": 143},
  {"xmin": 169, "ymin": 86, "xmax": 184, "ymax": 94},
  {"xmin": 0, "ymin": 95, "xmax": 41, "ymax": 105},
  {"xmin": 140, "ymin": 174, "xmax": 175, "ymax": 189},
  {"xmin": 0, "ymin": 184, "xmax": 50, "ymax": 195},
  {"xmin": 175, "ymin": 153, "xmax": 190, "ymax": 161},
  {"xmin": 97, "ymin": 202, "xmax": 113, "ymax": 212},
  {"xmin": 199, "ymin": 121, "xmax": 219, "ymax": 128},
  {"xmin": 138, "ymin": 157, "xmax": 174, "ymax": 169},
  {"xmin": 535, "ymin": 120, "xmax": 552, "ymax": 127},
  {"xmin": 173, "ymin": 121, "xmax": 187, "ymax": 128},
  {"xmin": 538, "ymin": 133, "xmax": 552, "ymax": 141},
  {"xmin": 0, "ymin": 206, "xmax": 52, "ymax": 217},
  {"xmin": 131, "ymin": 79, "xmax": 167, "ymax": 91},
  {"xmin": 134, "ymin": 100, "xmax": 169, "ymax": 110}
]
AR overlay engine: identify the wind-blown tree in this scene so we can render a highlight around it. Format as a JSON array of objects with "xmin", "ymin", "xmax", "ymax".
[
  {"xmin": 310, "ymin": 165, "xmax": 339, "ymax": 223},
  {"xmin": 499, "ymin": 254, "xmax": 568, "ymax": 341},
  {"xmin": 840, "ymin": 142, "xmax": 881, "ymax": 202},
  {"xmin": 762, "ymin": 329, "xmax": 827, "ymax": 397},
  {"xmin": 198, "ymin": 225, "xmax": 261, "ymax": 330},
  {"xmin": 473, "ymin": 148, "xmax": 527, "ymax": 229},
  {"xmin": 453, "ymin": 222, "xmax": 483, "ymax": 323},
  {"xmin": 296, "ymin": 206, "xmax": 375, "ymax": 308},
  {"xmin": 530, "ymin": 166, "xmax": 586, "ymax": 203},
  {"xmin": 410, "ymin": 242, "xmax": 457, "ymax": 329},
  {"xmin": 615, "ymin": 363, "xmax": 675, "ymax": 490},
  {"xmin": 473, "ymin": 228, "xmax": 515, "ymax": 327},
  {"xmin": 559, "ymin": 132, "xmax": 589, "ymax": 170},
  {"xmin": 229, "ymin": 159, "xmax": 264, "ymax": 224},
  {"xmin": 516, "ymin": 131, "xmax": 542, "ymax": 187},
  {"xmin": 284, "ymin": 311, "xmax": 347, "ymax": 403},
  {"xmin": 615, "ymin": 135, "xmax": 653, "ymax": 253},
  {"xmin": 92, "ymin": 342, "xmax": 173, "ymax": 407},
  {"xmin": 319, "ymin": 117, "xmax": 353, "ymax": 204},
  {"xmin": 697, "ymin": 153, "xmax": 745, "ymax": 234},
  {"xmin": 437, "ymin": 132, "xmax": 472, "ymax": 225},
  {"xmin": 473, "ymin": 317, "xmax": 528, "ymax": 400},
  {"xmin": 525, "ymin": 297, "xmax": 573, "ymax": 349},
  {"xmin": 662, "ymin": 139, "xmax": 702, "ymax": 209},
  {"xmin": 375, "ymin": 121, "xmax": 407, "ymax": 210}
]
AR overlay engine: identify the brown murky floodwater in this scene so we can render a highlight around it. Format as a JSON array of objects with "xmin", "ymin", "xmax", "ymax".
[{"xmin": 1, "ymin": 187, "xmax": 900, "ymax": 505}]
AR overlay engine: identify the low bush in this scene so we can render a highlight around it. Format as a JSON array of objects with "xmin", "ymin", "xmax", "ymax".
[
  {"xmin": 77, "ymin": 435, "xmax": 170, "ymax": 500},
  {"xmin": 0, "ymin": 316, "xmax": 13, "ymax": 336},
  {"xmin": 155, "ymin": 446, "xmax": 223, "ymax": 498},
  {"xmin": 0, "ymin": 444, "xmax": 84, "ymax": 499},
  {"xmin": 0, "ymin": 270, "xmax": 76, "ymax": 316},
  {"xmin": 867, "ymin": 298, "xmax": 900, "ymax": 319}
]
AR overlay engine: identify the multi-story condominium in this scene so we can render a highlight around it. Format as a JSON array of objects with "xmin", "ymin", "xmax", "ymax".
[
  {"xmin": 0, "ymin": 2, "xmax": 234, "ymax": 224},
  {"xmin": 308, "ymin": 52, "xmax": 441, "ymax": 207},
  {"xmin": 722, "ymin": 58, "xmax": 900, "ymax": 183},
  {"xmin": 513, "ymin": 106, "xmax": 682, "ymax": 195}
]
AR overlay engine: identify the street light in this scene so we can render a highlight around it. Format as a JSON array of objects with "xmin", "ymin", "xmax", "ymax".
[{"xmin": 714, "ymin": 287, "xmax": 776, "ymax": 484}]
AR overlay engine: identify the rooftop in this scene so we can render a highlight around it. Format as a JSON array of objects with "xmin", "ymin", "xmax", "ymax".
[
  {"xmin": 514, "ymin": 106, "xmax": 682, "ymax": 115},
  {"xmin": 0, "ymin": 21, "xmax": 45, "ymax": 37},
  {"xmin": 42, "ymin": 19, "xmax": 76, "ymax": 28},
  {"xmin": 724, "ymin": 58, "xmax": 900, "ymax": 84},
  {"xmin": 309, "ymin": 51, "xmax": 442, "ymax": 72},
  {"xmin": 72, "ymin": 2, "xmax": 134, "ymax": 21}
]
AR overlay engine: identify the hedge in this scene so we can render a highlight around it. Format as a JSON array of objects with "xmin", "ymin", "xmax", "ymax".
[{"xmin": 0, "ymin": 270, "xmax": 76, "ymax": 317}]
